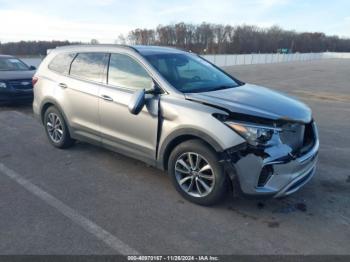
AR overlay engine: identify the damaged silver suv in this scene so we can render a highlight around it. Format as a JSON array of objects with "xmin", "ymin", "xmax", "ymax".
[{"xmin": 33, "ymin": 45, "xmax": 319, "ymax": 205}]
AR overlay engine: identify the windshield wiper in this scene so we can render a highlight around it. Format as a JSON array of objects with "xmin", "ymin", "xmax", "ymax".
[
  {"xmin": 210, "ymin": 85, "xmax": 237, "ymax": 92},
  {"xmin": 179, "ymin": 84, "xmax": 237, "ymax": 93}
]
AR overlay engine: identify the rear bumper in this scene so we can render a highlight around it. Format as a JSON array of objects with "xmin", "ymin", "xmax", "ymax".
[{"xmin": 226, "ymin": 122, "xmax": 319, "ymax": 198}]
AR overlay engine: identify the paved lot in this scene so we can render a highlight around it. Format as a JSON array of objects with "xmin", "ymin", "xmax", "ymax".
[{"xmin": 0, "ymin": 59, "xmax": 349, "ymax": 255}]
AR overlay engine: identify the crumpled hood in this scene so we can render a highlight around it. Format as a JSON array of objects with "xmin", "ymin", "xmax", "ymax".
[
  {"xmin": 185, "ymin": 84, "xmax": 312, "ymax": 123},
  {"xmin": 0, "ymin": 70, "xmax": 35, "ymax": 81}
]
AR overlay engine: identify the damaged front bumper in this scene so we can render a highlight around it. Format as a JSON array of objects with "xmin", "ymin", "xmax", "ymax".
[{"xmin": 226, "ymin": 121, "xmax": 319, "ymax": 198}]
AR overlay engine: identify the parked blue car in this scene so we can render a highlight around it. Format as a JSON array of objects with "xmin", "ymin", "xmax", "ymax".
[{"xmin": 0, "ymin": 55, "xmax": 36, "ymax": 104}]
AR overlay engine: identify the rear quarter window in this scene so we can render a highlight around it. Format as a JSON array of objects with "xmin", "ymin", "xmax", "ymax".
[{"xmin": 48, "ymin": 53, "xmax": 76, "ymax": 74}]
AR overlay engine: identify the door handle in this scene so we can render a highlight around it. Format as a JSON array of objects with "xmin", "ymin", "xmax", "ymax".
[
  {"xmin": 58, "ymin": 83, "xmax": 68, "ymax": 89},
  {"xmin": 101, "ymin": 95, "xmax": 113, "ymax": 102}
]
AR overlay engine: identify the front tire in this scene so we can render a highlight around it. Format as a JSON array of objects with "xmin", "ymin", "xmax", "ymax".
[
  {"xmin": 44, "ymin": 106, "xmax": 74, "ymax": 149},
  {"xmin": 168, "ymin": 139, "xmax": 228, "ymax": 206}
]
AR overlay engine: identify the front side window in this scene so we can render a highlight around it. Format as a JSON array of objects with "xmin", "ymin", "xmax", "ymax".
[
  {"xmin": 48, "ymin": 53, "xmax": 76, "ymax": 74},
  {"xmin": 108, "ymin": 53, "xmax": 153, "ymax": 90},
  {"xmin": 0, "ymin": 57, "xmax": 30, "ymax": 71},
  {"xmin": 70, "ymin": 53, "xmax": 109, "ymax": 82},
  {"xmin": 144, "ymin": 53, "xmax": 240, "ymax": 93}
]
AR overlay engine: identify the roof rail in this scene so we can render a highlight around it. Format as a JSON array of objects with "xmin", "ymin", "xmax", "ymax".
[{"xmin": 54, "ymin": 44, "xmax": 139, "ymax": 52}]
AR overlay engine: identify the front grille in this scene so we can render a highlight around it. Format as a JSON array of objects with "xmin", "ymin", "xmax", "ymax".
[
  {"xmin": 8, "ymin": 79, "xmax": 33, "ymax": 90},
  {"xmin": 280, "ymin": 121, "xmax": 316, "ymax": 154},
  {"xmin": 280, "ymin": 123, "xmax": 305, "ymax": 151}
]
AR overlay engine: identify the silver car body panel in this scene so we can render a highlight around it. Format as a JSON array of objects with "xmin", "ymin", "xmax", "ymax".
[
  {"xmin": 157, "ymin": 95, "xmax": 246, "ymax": 168},
  {"xmin": 99, "ymin": 85, "xmax": 159, "ymax": 163},
  {"xmin": 185, "ymin": 84, "xmax": 312, "ymax": 123}
]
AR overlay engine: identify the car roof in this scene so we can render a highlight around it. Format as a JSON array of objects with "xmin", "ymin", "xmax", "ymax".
[
  {"xmin": 0, "ymin": 54, "xmax": 14, "ymax": 58},
  {"xmin": 53, "ymin": 44, "xmax": 187, "ymax": 55},
  {"xmin": 132, "ymin": 45, "xmax": 186, "ymax": 55}
]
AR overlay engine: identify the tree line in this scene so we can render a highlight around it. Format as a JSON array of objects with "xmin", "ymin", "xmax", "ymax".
[
  {"xmin": 0, "ymin": 41, "xmax": 80, "ymax": 56},
  {"xmin": 1, "ymin": 23, "xmax": 350, "ymax": 56},
  {"xmin": 126, "ymin": 23, "xmax": 350, "ymax": 54}
]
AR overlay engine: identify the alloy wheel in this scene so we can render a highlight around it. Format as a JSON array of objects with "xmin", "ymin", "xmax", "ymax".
[
  {"xmin": 174, "ymin": 152, "xmax": 215, "ymax": 197},
  {"xmin": 46, "ymin": 112, "xmax": 64, "ymax": 143}
]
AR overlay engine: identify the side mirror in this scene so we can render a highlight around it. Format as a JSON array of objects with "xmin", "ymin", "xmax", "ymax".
[
  {"xmin": 29, "ymin": 65, "xmax": 36, "ymax": 70},
  {"xmin": 128, "ymin": 89, "xmax": 146, "ymax": 115}
]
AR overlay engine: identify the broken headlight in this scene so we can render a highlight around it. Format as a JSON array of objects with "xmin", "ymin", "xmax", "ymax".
[{"xmin": 225, "ymin": 121, "xmax": 281, "ymax": 146}]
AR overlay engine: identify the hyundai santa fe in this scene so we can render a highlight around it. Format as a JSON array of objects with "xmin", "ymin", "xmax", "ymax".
[{"xmin": 33, "ymin": 45, "xmax": 319, "ymax": 205}]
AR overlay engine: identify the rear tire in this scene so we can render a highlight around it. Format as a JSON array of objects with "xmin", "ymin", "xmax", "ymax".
[
  {"xmin": 168, "ymin": 139, "xmax": 228, "ymax": 206},
  {"xmin": 44, "ymin": 106, "xmax": 75, "ymax": 149}
]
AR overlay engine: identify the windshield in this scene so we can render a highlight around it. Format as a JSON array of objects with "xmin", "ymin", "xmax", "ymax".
[
  {"xmin": 144, "ymin": 53, "xmax": 240, "ymax": 93},
  {"xmin": 0, "ymin": 57, "xmax": 30, "ymax": 71}
]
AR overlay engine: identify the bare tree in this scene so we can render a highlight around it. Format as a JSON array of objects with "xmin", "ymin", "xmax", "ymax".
[
  {"xmin": 125, "ymin": 22, "xmax": 350, "ymax": 54},
  {"xmin": 115, "ymin": 34, "xmax": 127, "ymax": 45},
  {"xmin": 90, "ymin": 39, "xmax": 99, "ymax": 44},
  {"xmin": 1, "ymin": 23, "xmax": 350, "ymax": 56}
]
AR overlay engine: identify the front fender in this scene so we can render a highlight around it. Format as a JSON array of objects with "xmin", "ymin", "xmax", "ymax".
[{"xmin": 157, "ymin": 128, "xmax": 225, "ymax": 170}]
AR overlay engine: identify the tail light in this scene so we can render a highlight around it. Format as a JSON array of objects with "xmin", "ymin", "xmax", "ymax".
[{"xmin": 32, "ymin": 77, "xmax": 38, "ymax": 87}]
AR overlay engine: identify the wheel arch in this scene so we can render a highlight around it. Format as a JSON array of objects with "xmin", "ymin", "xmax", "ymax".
[
  {"xmin": 40, "ymin": 98, "xmax": 73, "ymax": 134},
  {"xmin": 157, "ymin": 128, "xmax": 224, "ymax": 171}
]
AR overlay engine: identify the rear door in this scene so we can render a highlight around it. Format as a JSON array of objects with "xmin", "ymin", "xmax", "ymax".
[
  {"xmin": 61, "ymin": 52, "xmax": 109, "ymax": 142},
  {"xmin": 99, "ymin": 53, "xmax": 159, "ymax": 163}
]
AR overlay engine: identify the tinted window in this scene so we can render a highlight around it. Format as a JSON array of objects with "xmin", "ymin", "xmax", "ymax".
[
  {"xmin": 145, "ymin": 53, "xmax": 240, "ymax": 93},
  {"xmin": 70, "ymin": 53, "xmax": 108, "ymax": 82},
  {"xmin": 48, "ymin": 53, "xmax": 76, "ymax": 74},
  {"xmin": 0, "ymin": 57, "xmax": 30, "ymax": 71},
  {"xmin": 108, "ymin": 53, "xmax": 153, "ymax": 90}
]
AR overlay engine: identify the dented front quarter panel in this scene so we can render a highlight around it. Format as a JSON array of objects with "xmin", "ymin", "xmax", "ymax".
[{"xmin": 157, "ymin": 95, "xmax": 246, "ymax": 169}]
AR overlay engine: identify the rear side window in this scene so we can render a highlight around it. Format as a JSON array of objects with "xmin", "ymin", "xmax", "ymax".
[
  {"xmin": 48, "ymin": 53, "xmax": 76, "ymax": 74},
  {"xmin": 108, "ymin": 53, "xmax": 153, "ymax": 90},
  {"xmin": 70, "ymin": 53, "xmax": 109, "ymax": 83}
]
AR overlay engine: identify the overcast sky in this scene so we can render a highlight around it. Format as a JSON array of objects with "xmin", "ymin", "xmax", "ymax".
[{"xmin": 0, "ymin": 0, "xmax": 349, "ymax": 43}]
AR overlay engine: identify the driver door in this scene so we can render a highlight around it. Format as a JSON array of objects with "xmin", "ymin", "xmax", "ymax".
[{"xmin": 99, "ymin": 53, "xmax": 159, "ymax": 163}]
